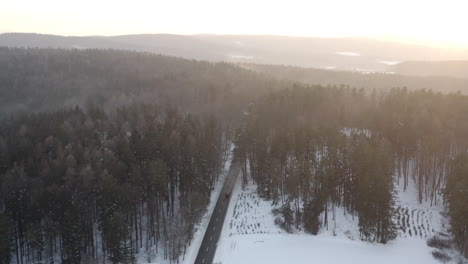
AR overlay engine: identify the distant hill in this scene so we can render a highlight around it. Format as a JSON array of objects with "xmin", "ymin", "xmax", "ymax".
[
  {"xmin": 0, "ymin": 47, "xmax": 277, "ymax": 117},
  {"xmin": 241, "ymin": 63, "xmax": 468, "ymax": 94},
  {"xmin": 2, "ymin": 33, "xmax": 468, "ymax": 72},
  {"xmin": 388, "ymin": 61, "xmax": 468, "ymax": 79}
]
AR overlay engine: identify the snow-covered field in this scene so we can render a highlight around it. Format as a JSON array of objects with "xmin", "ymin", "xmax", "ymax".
[
  {"xmin": 335, "ymin": 51, "xmax": 361, "ymax": 57},
  {"xmin": 213, "ymin": 173, "xmax": 461, "ymax": 264},
  {"xmin": 215, "ymin": 234, "xmax": 437, "ymax": 264}
]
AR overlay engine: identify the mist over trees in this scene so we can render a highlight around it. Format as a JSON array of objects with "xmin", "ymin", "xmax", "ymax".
[
  {"xmin": 388, "ymin": 61, "xmax": 468, "ymax": 80},
  {"xmin": 3, "ymin": 33, "xmax": 468, "ymax": 72},
  {"xmin": 0, "ymin": 47, "xmax": 280, "ymax": 118},
  {"xmin": 0, "ymin": 48, "xmax": 467, "ymax": 262},
  {"xmin": 241, "ymin": 63, "xmax": 468, "ymax": 94}
]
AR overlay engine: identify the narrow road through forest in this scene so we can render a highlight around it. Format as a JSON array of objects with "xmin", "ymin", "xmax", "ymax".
[{"xmin": 194, "ymin": 161, "xmax": 240, "ymax": 264}]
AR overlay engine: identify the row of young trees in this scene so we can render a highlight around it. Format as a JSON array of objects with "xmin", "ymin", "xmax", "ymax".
[
  {"xmin": 0, "ymin": 104, "xmax": 229, "ymax": 264},
  {"xmin": 234, "ymin": 86, "xmax": 468, "ymax": 253}
]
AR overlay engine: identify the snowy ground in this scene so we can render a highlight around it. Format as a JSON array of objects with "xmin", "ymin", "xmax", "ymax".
[
  {"xmin": 215, "ymin": 234, "xmax": 437, "ymax": 264},
  {"xmin": 394, "ymin": 176, "xmax": 444, "ymax": 240},
  {"xmin": 213, "ymin": 173, "xmax": 463, "ymax": 264}
]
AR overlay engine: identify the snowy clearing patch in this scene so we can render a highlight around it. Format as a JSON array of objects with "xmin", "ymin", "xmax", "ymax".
[
  {"xmin": 229, "ymin": 55, "xmax": 254, "ymax": 60},
  {"xmin": 378, "ymin": 60, "xmax": 401, "ymax": 65},
  {"xmin": 394, "ymin": 176, "xmax": 444, "ymax": 240},
  {"xmin": 340, "ymin": 127, "xmax": 372, "ymax": 137},
  {"xmin": 227, "ymin": 184, "xmax": 283, "ymax": 237},
  {"xmin": 233, "ymin": 41, "xmax": 245, "ymax": 47},
  {"xmin": 335, "ymin": 51, "xmax": 361, "ymax": 57}
]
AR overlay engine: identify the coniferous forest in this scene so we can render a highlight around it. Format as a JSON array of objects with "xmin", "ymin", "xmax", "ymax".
[
  {"xmin": 0, "ymin": 48, "xmax": 467, "ymax": 263},
  {"xmin": 0, "ymin": 104, "xmax": 230, "ymax": 264}
]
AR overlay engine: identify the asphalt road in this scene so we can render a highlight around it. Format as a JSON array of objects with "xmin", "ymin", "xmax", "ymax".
[{"xmin": 194, "ymin": 161, "xmax": 240, "ymax": 264}]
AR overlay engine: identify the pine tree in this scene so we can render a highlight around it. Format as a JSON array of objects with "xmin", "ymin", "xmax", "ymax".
[
  {"xmin": 0, "ymin": 214, "xmax": 11, "ymax": 264},
  {"xmin": 446, "ymin": 153, "xmax": 468, "ymax": 257}
]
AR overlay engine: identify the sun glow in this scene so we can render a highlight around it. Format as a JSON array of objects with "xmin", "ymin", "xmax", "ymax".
[{"xmin": 2, "ymin": 0, "xmax": 468, "ymax": 48}]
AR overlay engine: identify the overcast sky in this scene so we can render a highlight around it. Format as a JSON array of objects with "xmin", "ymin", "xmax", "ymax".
[{"xmin": 2, "ymin": 0, "xmax": 468, "ymax": 48}]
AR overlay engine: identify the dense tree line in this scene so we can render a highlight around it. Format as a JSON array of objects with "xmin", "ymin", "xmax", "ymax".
[
  {"xmin": 0, "ymin": 104, "xmax": 229, "ymax": 263},
  {"xmin": 235, "ymin": 86, "xmax": 468, "ymax": 250},
  {"xmin": 0, "ymin": 48, "xmax": 468, "ymax": 261}
]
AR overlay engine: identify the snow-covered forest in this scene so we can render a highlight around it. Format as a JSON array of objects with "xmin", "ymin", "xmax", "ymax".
[{"xmin": 0, "ymin": 48, "xmax": 467, "ymax": 263}]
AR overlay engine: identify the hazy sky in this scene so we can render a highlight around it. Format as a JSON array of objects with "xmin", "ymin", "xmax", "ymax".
[{"xmin": 2, "ymin": 0, "xmax": 468, "ymax": 47}]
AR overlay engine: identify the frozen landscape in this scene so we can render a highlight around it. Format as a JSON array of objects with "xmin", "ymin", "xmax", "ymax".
[
  {"xmin": 210, "ymin": 173, "xmax": 463, "ymax": 264},
  {"xmin": 2, "ymin": 24, "xmax": 468, "ymax": 264}
]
